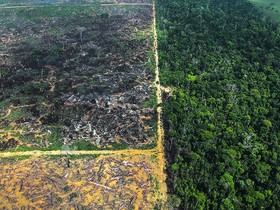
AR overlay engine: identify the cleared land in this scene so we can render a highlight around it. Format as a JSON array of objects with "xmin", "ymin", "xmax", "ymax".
[
  {"xmin": 0, "ymin": 0, "xmax": 167, "ymax": 209},
  {"xmin": 0, "ymin": 2, "xmax": 157, "ymax": 151},
  {"xmin": 0, "ymin": 153, "xmax": 162, "ymax": 209}
]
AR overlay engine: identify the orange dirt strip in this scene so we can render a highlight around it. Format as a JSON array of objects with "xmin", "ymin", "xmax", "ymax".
[{"xmin": 152, "ymin": 0, "xmax": 167, "ymax": 204}]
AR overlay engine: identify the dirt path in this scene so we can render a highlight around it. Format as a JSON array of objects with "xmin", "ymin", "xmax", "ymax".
[
  {"xmin": 2, "ymin": 108, "xmax": 11, "ymax": 119},
  {"xmin": 152, "ymin": 0, "xmax": 167, "ymax": 204},
  {"xmin": 0, "ymin": 148, "xmax": 157, "ymax": 157}
]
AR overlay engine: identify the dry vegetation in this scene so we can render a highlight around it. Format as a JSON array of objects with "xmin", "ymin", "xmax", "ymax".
[{"xmin": 0, "ymin": 154, "xmax": 162, "ymax": 209}]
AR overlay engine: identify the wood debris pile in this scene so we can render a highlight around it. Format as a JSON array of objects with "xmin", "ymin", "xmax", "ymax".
[{"xmin": 0, "ymin": 155, "xmax": 158, "ymax": 209}]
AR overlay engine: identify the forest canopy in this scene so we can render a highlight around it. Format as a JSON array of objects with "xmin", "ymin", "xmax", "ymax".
[{"xmin": 156, "ymin": 0, "xmax": 280, "ymax": 209}]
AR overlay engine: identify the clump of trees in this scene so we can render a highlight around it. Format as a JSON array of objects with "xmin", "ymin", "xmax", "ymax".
[{"xmin": 156, "ymin": 0, "xmax": 280, "ymax": 209}]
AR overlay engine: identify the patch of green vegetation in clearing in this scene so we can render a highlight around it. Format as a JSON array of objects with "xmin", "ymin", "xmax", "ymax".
[
  {"xmin": 0, "ymin": 0, "xmax": 100, "ymax": 5},
  {"xmin": 19, "ymin": 135, "xmax": 42, "ymax": 145},
  {"xmin": 250, "ymin": 0, "xmax": 280, "ymax": 22},
  {"xmin": 149, "ymin": 153, "xmax": 158, "ymax": 163},
  {"xmin": 3, "ymin": 126, "xmax": 10, "ymax": 131},
  {"xmin": 109, "ymin": 140, "xmax": 129, "ymax": 150},
  {"xmin": 138, "ymin": 141, "xmax": 157, "ymax": 150},
  {"xmin": 0, "ymin": 4, "xmax": 148, "ymax": 25},
  {"xmin": 148, "ymin": 174, "xmax": 159, "ymax": 192},
  {"xmin": 43, "ymin": 126, "xmax": 62, "ymax": 150},
  {"xmin": 145, "ymin": 50, "xmax": 156, "ymax": 77},
  {"xmin": 0, "ymin": 6, "xmax": 99, "ymax": 20},
  {"xmin": 7, "ymin": 109, "xmax": 29, "ymax": 121},
  {"xmin": 71, "ymin": 140, "xmax": 100, "ymax": 151},
  {"xmin": 0, "ymin": 100, "xmax": 8, "ymax": 109},
  {"xmin": 101, "ymin": 5, "xmax": 151, "ymax": 17},
  {"xmin": 1, "ymin": 139, "xmax": 128, "ymax": 153},
  {"xmin": 141, "ymin": 87, "xmax": 157, "ymax": 108},
  {"xmin": 3, "ymin": 145, "xmax": 34, "ymax": 152},
  {"xmin": 0, "ymin": 155, "xmax": 31, "ymax": 163},
  {"xmin": 1, "ymin": 127, "xmax": 156, "ymax": 152},
  {"xmin": 2, "ymin": 126, "xmax": 61, "ymax": 152},
  {"xmin": 0, "ymin": 0, "xmax": 22, "ymax": 4},
  {"xmin": 72, "ymin": 139, "xmax": 129, "ymax": 150},
  {"xmin": 132, "ymin": 28, "xmax": 152, "ymax": 41}
]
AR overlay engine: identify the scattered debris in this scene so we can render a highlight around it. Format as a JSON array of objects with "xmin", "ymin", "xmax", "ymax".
[{"xmin": 0, "ymin": 4, "xmax": 156, "ymax": 149}]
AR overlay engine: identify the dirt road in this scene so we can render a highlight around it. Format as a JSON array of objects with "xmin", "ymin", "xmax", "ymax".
[
  {"xmin": 0, "ymin": 148, "xmax": 157, "ymax": 157},
  {"xmin": 152, "ymin": 0, "xmax": 167, "ymax": 203}
]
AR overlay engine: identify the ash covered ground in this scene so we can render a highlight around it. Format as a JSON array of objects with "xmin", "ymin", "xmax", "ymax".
[{"xmin": 0, "ymin": 4, "xmax": 157, "ymax": 150}]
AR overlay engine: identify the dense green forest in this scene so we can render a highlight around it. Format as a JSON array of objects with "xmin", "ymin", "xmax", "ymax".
[{"xmin": 155, "ymin": 0, "xmax": 280, "ymax": 209}]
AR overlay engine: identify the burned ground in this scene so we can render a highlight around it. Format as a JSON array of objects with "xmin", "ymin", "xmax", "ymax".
[{"xmin": 0, "ymin": 4, "xmax": 157, "ymax": 150}]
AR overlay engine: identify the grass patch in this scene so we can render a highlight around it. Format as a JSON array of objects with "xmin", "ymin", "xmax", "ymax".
[
  {"xmin": 19, "ymin": 135, "xmax": 42, "ymax": 145},
  {"xmin": 9, "ymin": 145, "xmax": 32, "ymax": 152},
  {"xmin": 0, "ymin": 155, "xmax": 31, "ymax": 163},
  {"xmin": 0, "ymin": 100, "xmax": 8, "ymax": 109},
  {"xmin": 72, "ymin": 140, "xmax": 100, "ymax": 150},
  {"xmin": 0, "ymin": 0, "xmax": 100, "ymax": 5},
  {"xmin": 139, "ymin": 141, "xmax": 157, "ymax": 150},
  {"xmin": 142, "ymin": 87, "xmax": 157, "ymax": 108},
  {"xmin": 148, "ymin": 174, "xmax": 159, "ymax": 191},
  {"xmin": 250, "ymin": 0, "xmax": 280, "ymax": 23},
  {"xmin": 145, "ymin": 50, "xmax": 156, "ymax": 76},
  {"xmin": 0, "ymin": 0, "xmax": 22, "ymax": 4},
  {"xmin": 73, "ymin": 139, "xmax": 128, "ymax": 150},
  {"xmin": 0, "ymin": 6, "xmax": 101, "ymax": 21},
  {"xmin": 44, "ymin": 127, "xmax": 62, "ymax": 150},
  {"xmin": 150, "ymin": 154, "xmax": 158, "ymax": 163},
  {"xmin": 7, "ymin": 109, "xmax": 29, "ymax": 121},
  {"xmin": 109, "ymin": 140, "xmax": 128, "ymax": 150},
  {"xmin": 4, "ymin": 126, "xmax": 62, "ymax": 152},
  {"xmin": 132, "ymin": 25, "xmax": 152, "ymax": 41}
]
